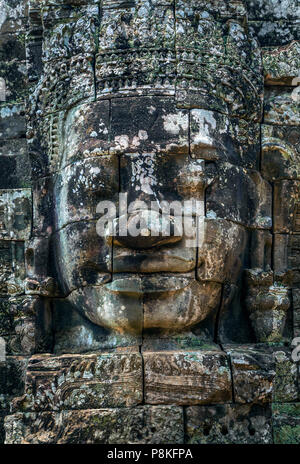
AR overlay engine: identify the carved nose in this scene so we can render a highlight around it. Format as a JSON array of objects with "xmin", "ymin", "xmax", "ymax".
[{"xmin": 107, "ymin": 210, "xmax": 183, "ymax": 249}]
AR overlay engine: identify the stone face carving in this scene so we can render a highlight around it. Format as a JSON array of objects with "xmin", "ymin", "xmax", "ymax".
[{"xmin": 0, "ymin": 0, "xmax": 299, "ymax": 445}]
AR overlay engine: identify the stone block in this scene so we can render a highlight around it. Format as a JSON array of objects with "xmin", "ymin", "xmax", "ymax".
[
  {"xmin": 273, "ymin": 234, "xmax": 300, "ymax": 288},
  {"xmin": 249, "ymin": 20, "xmax": 299, "ymax": 47},
  {"xmin": 0, "ymin": 296, "xmax": 52, "ymax": 355},
  {"xmin": 41, "ymin": 4, "xmax": 99, "ymax": 62},
  {"xmin": 0, "ymin": 356, "xmax": 27, "ymax": 414},
  {"xmin": 51, "ymin": 221, "xmax": 112, "ymax": 294},
  {"xmin": 4, "ymin": 406, "xmax": 184, "ymax": 444},
  {"xmin": 0, "ymin": 153, "xmax": 31, "ymax": 189},
  {"xmin": 206, "ymin": 164, "xmax": 272, "ymax": 229},
  {"xmin": 293, "ymin": 288, "xmax": 300, "ymax": 337},
  {"xmin": 273, "ymin": 348, "xmax": 298, "ymax": 402},
  {"xmin": 224, "ymin": 345, "xmax": 276, "ymax": 403},
  {"xmin": 111, "ymin": 97, "xmax": 189, "ymax": 155},
  {"xmin": 262, "ymin": 125, "xmax": 300, "ymax": 180},
  {"xmin": 273, "ymin": 403, "xmax": 300, "ymax": 444},
  {"xmin": 54, "ymin": 157, "xmax": 119, "ymax": 230},
  {"xmin": 13, "ymin": 352, "xmax": 143, "ymax": 412},
  {"xmin": 0, "ymin": 0, "xmax": 28, "ymax": 36},
  {"xmin": 0, "ymin": 241, "xmax": 25, "ymax": 296},
  {"xmin": 197, "ymin": 218, "xmax": 247, "ymax": 283},
  {"xmin": 263, "ymin": 41, "xmax": 300, "ymax": 85},
  {"xmin": 59, "ymin": 100, "xmax": 111, "ymax": 168},
  {"xmin": 273, "ymin": 180, "xmax": 299, "ymax": 233},
  {"xmin": 249, "ymin": 229, "xmax": 273, "ymax": 269},
  {"xmin": 190, "ymin": 109, "xmax": 260, "ymax": 169},
  {"xmin": 186, "ymin": 404, "xmax": 273, "ymax": 444},
  {"xmin": 0, "ymin": 61, "xmax": 27, "ymax": 105},
  {"xmin": 245, "ymin": 0, "xmax": 299, "ymax": 21},
  {"xmin": 264, "ymin": 88, "xmax": 300, "ymax": 125},
  {"xmin": 0, "ymin": 189, "xmax": 31, "ymax": 240},
  {"xmin": 144, "ymin": 350, "xmax": 232, "ymax": 405},
  {"xmin": 0, "ymin": 104, "xmax": 26, "ymax": 140}
]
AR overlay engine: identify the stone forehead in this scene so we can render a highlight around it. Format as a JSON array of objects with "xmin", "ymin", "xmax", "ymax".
[{"xmin": 39, "ymin": 97, "xmax": 260, "ymax": 173}]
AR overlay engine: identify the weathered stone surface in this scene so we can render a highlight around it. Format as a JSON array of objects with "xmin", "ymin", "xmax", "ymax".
[
  {"xmin": 249, "ymin": 229, "xmax": 273, "ymax": 269},
  {"xmin": 206, "ymin": 164, "xmax": 272, "ymax": 229},
  {"xmin": 175, "ymin": 2, "xmax": 263, "ymax": 120},
  {"xmin": 0, "ymin": 104, "xmax": 26, "ymax": 139},
  {"xmin": 0, "ymin": 60, "xmax": 27, "ymax": 105},
  {"xmin": 273, "ymin": 348, "xmax": 298, "ymax": 402},
  {"xmin": 186, "ymin": 404, "xmax": 273, "ymax": 444},
  {"xmin": 224, "ymin": 345, "xmax": 276, "ymax": 403},
  {"xmin": 144, "ymin": 350, "xmax": 232, "ymax": 405},
  {"xmin": 60, "ymin": 100, "xmax": 111, "ymax": 167},
  {"xmin": 293, "ymin": 288, "xmax": 300, "ymax": 337},
  {"xmin": 54, "ymin": 157, "xmax": 118, "ymax": 229},
  {"xmin": 52, "ymin": 221, "xmax": 112, "ymax": 294},
  {"xmin": 273, "ymin": 403, "xmax": 300, "ymax": 444},
  {"xmin": 244, "ymin": 269, "xmax": 290, "ymax": 343},
  {"xmin": 30, "ymin": 54, "xmax": 94, "ymax": 116},
  {"xmin": 52, "ymin": 297, "xmax": 142, "ymax": 355},
  {"xmin": 0, "ymin": 240, "xmax": 25, "ymax": 296},
  {"xmin": 264, "ymin": 89, "xmax": 300, "ymax": 126},
  {"xmin": 197, "ymin": 218, "xmax": 247, "ymax": 283},
  {"xmin": 245, "ymin": 0, "xmax": 300, "ymax": 21},
  {"xmin": 111, "ymin": 97, "xmax": 189, "ymax": 155},
  {"xmin": 274, "ymin": 180, "xmax": 300, "ymax": 233},
  {"xmin": 190, "ymin": 109, "xmax": 260, "ymax": 168},
  {"xmin": 41, "ymin": 3, "xmax": 99, "ymax": 63},
  {"xmin": 263, "ymin": 41, "xmax": 300, "ymax": 85},
  {"xmin": 12, "ymin": 352, "xmax": 143, "ymax": 412},
  {"xmin": 0, "ymin": 189, "xmax": 31, "ymax": 240},
  {"xmin": 113, "ymin": 236, "xmax": 197, "ymax": 274},
  {"xmin": 0, "ymin": 356, "xmax": 27, "ymax": 414},
  {"xmin": 0, "ymin": 0, "xmax": 28, "ymax": 36},
  {"xmin": 249, "ymin": 21, "xmax": 299, "ymax": 47},
  {"xmin": 4, "ymin": 406, "xmax": 184, "ymax": 444},
  {"xmin": 273, "ymin": 234, "xmax": 300, "ymax": 286},
  {"xmin": 262, "ymin": 125, "xmax": 300, "ymax": 180},
  {"xmin": 0, "ymin": 296, "xmax": 45, "ymax": 355},
  {"xmin": 143, "ymin": 278, "xmax": 222, "ymax": 332}
]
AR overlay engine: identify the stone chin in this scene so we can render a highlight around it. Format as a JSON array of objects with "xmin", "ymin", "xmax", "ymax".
[{"xmin": 67, "ymin": 274, "xmax": 222, "ymax": 335}]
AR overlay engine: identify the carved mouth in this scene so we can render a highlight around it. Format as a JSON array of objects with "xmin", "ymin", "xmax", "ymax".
[{"xmin": 104, "ymin": 275, "xmax": 192, "ymax": 295}]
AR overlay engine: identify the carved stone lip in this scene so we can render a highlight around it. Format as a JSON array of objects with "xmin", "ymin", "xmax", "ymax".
[{"xmin": 104, "ymin": 275, "xmax": 192, "ymax": 295}]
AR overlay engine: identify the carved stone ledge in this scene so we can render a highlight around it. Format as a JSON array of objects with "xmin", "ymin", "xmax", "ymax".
[
  {"xmin": 143, "ymin": 350, "xmax": 232, "ymax": 405},
  {"xmin": 4, "ymin": 406, "xmax": 184, "ymax": 444}
]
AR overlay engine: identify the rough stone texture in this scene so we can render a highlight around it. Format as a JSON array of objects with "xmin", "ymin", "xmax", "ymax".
[
  {"xmin": 4, "ymin": 406, "xmax": 184, "ymax": 444},
  {"xmin": 263, "ymin": 41, "xmax": 300, "ymax": 85},
  {"xmin": 273, "ymin": 403, "xmax": 300, "ymax": 444},
  {"xmin": 144, "ymin": 350, "xmax": 232, "ymax": 405},
  {"xmin": 186, "ymin": 404, "xmax": 273, "ymax": 444},
  {"xmin": 0, "ymin": 0, "xmax": 300, "ymax": 445},
  {"xmin": 264, "ymin": 89, "xmax": 300, "ymax": 126},
  {"xmin": 11, "ymin": 352, "xmax": 143, "ymax": 411},
  {"xmin": 224, "ymin": 345, "xmax": 276, "ymax": 404}
]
